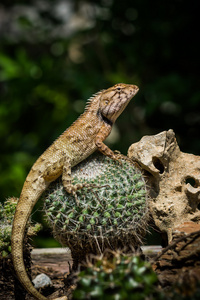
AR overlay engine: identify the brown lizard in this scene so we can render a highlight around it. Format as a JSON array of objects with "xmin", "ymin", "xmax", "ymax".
[{"xmin": 11, "ymin": 83, "xmax": 139, "ymax": 300}]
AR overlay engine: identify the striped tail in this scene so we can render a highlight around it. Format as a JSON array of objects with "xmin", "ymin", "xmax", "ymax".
[{"xmin": 11, "ymin": 180, "xmax": 48, "ymax": 300}]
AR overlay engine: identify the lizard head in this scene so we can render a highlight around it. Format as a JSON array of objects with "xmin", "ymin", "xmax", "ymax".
[{"xmin": 99, "ymin": 83, "xmax": 139, "ymax": 123}]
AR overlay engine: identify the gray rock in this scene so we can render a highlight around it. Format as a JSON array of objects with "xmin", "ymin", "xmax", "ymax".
[{"xmin": 32, "ymin": 273, "xmax": 52, "ymax": 289}]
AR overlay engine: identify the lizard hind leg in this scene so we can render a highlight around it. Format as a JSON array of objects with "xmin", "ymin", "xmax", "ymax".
[
  {"xmin": 62, "ymin": 158, "xmax": 109, "ymax": 204},
  {"xmin": 62, "ymin": 157, "xmax": 84, "ymax": 203},
  {"xmin": 62, "ymin": 157, "xmax": 79, "ymax": 194}
]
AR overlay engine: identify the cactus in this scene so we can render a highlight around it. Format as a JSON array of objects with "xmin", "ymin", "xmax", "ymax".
[
  {"xmin": 43, "ymin": 154, "xmax": 148, "ymax": 267},
  {"xmin": 0, "ymin": 197, "xmax": 41, "ymax": 257},
  {"xmin": 0, "ymin": 197, "xmax": 41, "ymax": 297},
  {"xmin": 73, "ymin": 253, "xmax": 159, "ymax": 300},
  {"xmin": 0, "ymin": 198, "xmax": 18, "ymax": 256},
  {"xmin": 72, "ymin": 250, "xmax": 200, "ymax": 300}
]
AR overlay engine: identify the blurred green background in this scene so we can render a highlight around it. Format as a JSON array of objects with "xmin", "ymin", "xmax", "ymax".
[{"xmin": 0, "ymin": 0, "xmax": 199, "ymax": 246}]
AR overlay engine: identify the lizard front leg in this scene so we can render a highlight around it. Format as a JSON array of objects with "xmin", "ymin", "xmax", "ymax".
[{"xmin": 95, "ymin": 123, "xmax": 122, "ymax": 162}]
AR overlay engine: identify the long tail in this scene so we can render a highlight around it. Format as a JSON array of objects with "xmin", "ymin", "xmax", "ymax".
[{"xmin": 11, "ymin": 179, "xmax": 48, "ymax": 300}]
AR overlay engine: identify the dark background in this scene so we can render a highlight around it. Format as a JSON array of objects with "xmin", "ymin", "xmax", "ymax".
[{"xmin": 0, "ymin": 0, "xmax": 199, "ymax": 246}]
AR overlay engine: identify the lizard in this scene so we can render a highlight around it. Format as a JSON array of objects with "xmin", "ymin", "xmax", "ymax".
[{"xmin": 11, "ymin": 83, "xmax": 139, "ymax": 300}]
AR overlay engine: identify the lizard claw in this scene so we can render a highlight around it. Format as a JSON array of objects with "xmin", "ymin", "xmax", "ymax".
[
  {"xmin": 111, "ymin": 154, "xmax": 123, "ymax": 165},
  {"xmin": 112, "ymin": 153, "xmax": 134, "ymax": 166},
  {"xmin": 72, "ymin": 190, "xmax": 79, "ymax": 205},
  {"xmin": 113, "ymin": 150, "xmax": 121, "ymax": 155}
]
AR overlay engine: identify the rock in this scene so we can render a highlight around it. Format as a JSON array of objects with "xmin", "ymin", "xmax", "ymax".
[
  {"xmin": 32, "ymin": 273, "xmax": 52, "ymax": 289},
  {"xmin": 128, "ymin": 129, "xmax": 200, "ymax": 242}
]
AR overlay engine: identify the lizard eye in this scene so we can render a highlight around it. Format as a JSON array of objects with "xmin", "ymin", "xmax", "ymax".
[{"xmin": 117, "ymin": 87, "xmax": 121, "ymax": 91}]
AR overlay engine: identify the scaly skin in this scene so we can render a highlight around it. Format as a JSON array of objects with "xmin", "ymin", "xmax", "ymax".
[{"xmin": 11, "ymin": 83, "xmax": 139, "ymax": 300}]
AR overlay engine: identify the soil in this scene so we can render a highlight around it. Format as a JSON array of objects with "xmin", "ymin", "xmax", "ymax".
[{"xmin": 0, "ymin": 244, "xmax": 75, "ymax": 300}]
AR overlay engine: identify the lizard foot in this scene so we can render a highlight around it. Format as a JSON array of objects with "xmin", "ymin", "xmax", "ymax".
[
  {"xmin": 113, "ymin": 152, "xmax": 134, "ymax": 165},
  {"xmin": 111, "ymin": 153, "xmax": 128, "ymax": 165},
  {"xmin": 66, "ymin": 183, "xmax": 110, "ymax": 205}
]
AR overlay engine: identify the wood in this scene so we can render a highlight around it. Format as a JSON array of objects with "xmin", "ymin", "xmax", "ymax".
[
  {"xmin": 31, "ymin": 248, "xmax": 72, "ymax": 274},
  {"xmin": 152, "ymin": 222, "xmax": 200, "ymax": 292},
  {"xmin": 31, "ymin": 245, "xmax": 162, "ymax": 274}
]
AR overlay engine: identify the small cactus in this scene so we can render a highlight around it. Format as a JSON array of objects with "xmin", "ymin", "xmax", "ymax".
[
  {"xmin": 73, "ymin": 253, "xmax": 159, "ymax": 300},
  {"xmin": 0, "ymin": 198, "xmax": 41, "ymax": 297},
  {"xmin": 0, "ymin": 198, "xmax": 18, "ymax": 257},
  {"xmin": 72, "ymin": 250, "xmax": 200, "ymax": 300},
  {"xmin": 43, "ymin": 154, "xmax": 148, "ymax": 267},
  {"xmin": 0, "ymin": 197, "xmax": 41, "ymax": 257}
]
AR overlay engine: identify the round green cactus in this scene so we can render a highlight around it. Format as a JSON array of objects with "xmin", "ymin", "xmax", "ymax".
[{"xmin": 44, "ymin": 154, "xmax": 148, "ymax": 266}]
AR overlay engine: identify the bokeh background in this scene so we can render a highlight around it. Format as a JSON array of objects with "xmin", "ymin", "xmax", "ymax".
[{"xmin": 0, "ymin": 0, "xmax": 199, "ymax": 246}]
